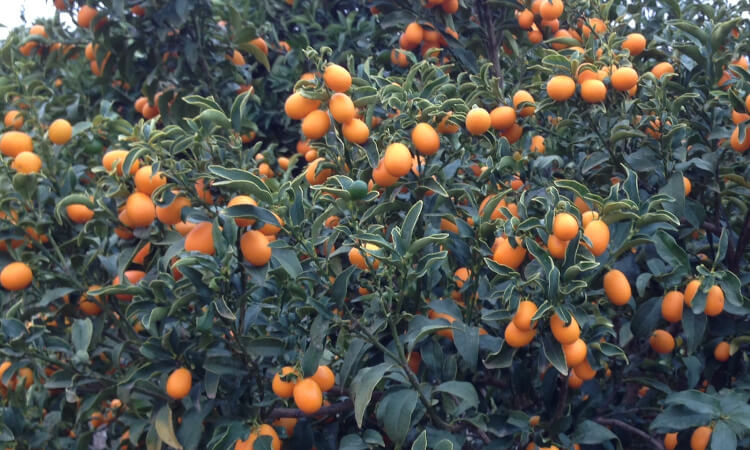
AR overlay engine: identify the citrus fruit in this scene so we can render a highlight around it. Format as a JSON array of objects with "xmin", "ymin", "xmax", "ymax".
[
  {"xmin": 165, "ymin": 367, "xmax": 192, "ymax": 400},
  {"xmin": 240, "ymin": 230, "xmax": 272, "ymax": 266},
  {"xmin": 293, "ymin": 378, "xmax": 323, "ymax": 414},
  {"xmin": 603, "ymin": 269, "xmax": 631, "ymax": 306}
]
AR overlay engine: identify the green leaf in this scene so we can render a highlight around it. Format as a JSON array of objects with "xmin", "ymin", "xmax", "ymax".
[
  {"xmin": 54, "ymin": 194, "xmax": 95, "ymax": 224},
  {"xmin": 652, "ymin": 230, "xmax": 689, "ymax": 276},
  {"xmin": 713, "ymin": 228, "xmax": 729, "ymax": 268},
  {"xmin": 630, "ymin": 297, "xmax": 661, "ymax": 338},
  {"xmin": 208, "ymin": 165, "xmax": 272, "ymax": 203},
  {"xmin": 181, "ymin": 95, "xmax": 222, "ymax": 111},
  {"xmin": 239, "ymin": 42, "xmax": 270, "ymax": 70},
  {"xmin": 351, "ymin": 363, "xmax": 393, "ymax": 428},
  {"xmin": 375, "ymin": 389, "xmax": 418, "ymax": 447},
  {"xmin": 331, "ymin": 266, "xmax": 357, "ymax": 306},
  {"xmin": 669, "ymin": 20, "xmax": 709, "ymax": 44},
  {"xmin": 452, "ymin": 323, "xmax": 479, "ymax": 368},
  {"xmin": 572, "ymin": 420, "xmax": 619, "ymax": 444},
  {"xmin": 411, "ymin": 430, "xmax": 427, "ymax": 450},
  {"xmin": 302, "ymin": 315, "xmax": 330, "ymax": 377},
  {"xmin": 0, "ymin": 423, "xmax": 12, "ymax": 442},
  {"xmin": 542, "ymin": 334, "xmax": 567, "ymax": 375},
  {"xmin": 197, "ymin": 109, "xmax": 231, "ymax": 128},
  {"xmin": 650, "ymin": 405, "xmax": 714, "ymax": 433},
  {"xmin": 71, "ymin": 319, "xmax": 93, "ymax": 352},
  {"xmin": 400, "ymin": 200, "xmax": 423, "ymax": 249},
  {"xmin": 270, "ymin": 246, "xmax": 303, "ymax": 278},
  {"xmin": 433, "ymin": 381, "xmax": 479, "ymax": 416},
  {"xmin": 664, "ymin": 390, "xmax": 720, "ymax": 416},
  {"xmin": 711, "ymin": 421, "xmax": 737, "ymax": 450},
  {"xmin": 484, "ymin": 342, "xmax": 516, "ymax": 369},
  {"xmin": 154, "ymin": 405, "xmax": 182, "ymax": 449}
]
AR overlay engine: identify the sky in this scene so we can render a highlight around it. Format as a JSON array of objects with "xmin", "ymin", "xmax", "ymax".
[{"xmin": 0, "ymin": 0, "xmax": 73, "ymax": 39}]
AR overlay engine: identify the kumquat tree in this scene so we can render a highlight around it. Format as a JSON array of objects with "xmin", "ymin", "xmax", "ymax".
[{"xmin": 2, "ymin": 0, "xmax": 750, "ymax": 448}]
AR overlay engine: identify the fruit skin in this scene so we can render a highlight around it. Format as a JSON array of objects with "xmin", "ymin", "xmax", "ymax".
[
  {"xmin": 102, "ymin": 149, "xmax": 140, "ymax": 176},
  {"xmin": 492, "ymin": 236, "xmax": 526, "ymax": 270},
  {"xmin": 563, "ymin": 339, "xmax": 587, "ymax": 367},
  {"xmin": 235, "ymin": 424, "xmax": 281, "ymax": 450},
  {"xmin": 184, "ymin": 222, "xmax": 216, "ymax": 255},
  {"xmin": 664, "ymin": 432, "xmax": 678, "ymax": 450},
  {"xmin": 0, "ymin": 262, "xmax": 33, "ymax": 291},
  {"xmin": 226, "ymin": 195, "xmax": 258, "ymax": 227},
  {"xmin": 156, "ymin": 194, "xmax": 190, "ymax": 225},
  {"xmin": 284, "ymin": 93, "xmax": 321, "ymax": 120},
  {"xmin": 271, "ymin": 366, "xmax": 298, "ymax": 398},
  {"xmin": 684, "ymin": 279, "xmax": 701, "ymax": 306},
  {"xmin": 240, "ymin": 230, "xmax": 272, "ymax": 266},
  {"xmin": 134, "ymin": 166, "xmax": 167, "ymax": 195},
  {"xmin": 79, "ymin": 286, "xmax": 103, "ymax": 316},
  {"xmin": 730, "ymin": 126, "xmax": 750, "ymax": 152},
  {"xmin": 342, "ymin": 118, "xmax": 370, "ymax": 144},
  {"xmin": 403, "ymin": 22, "xmax": 424, "ymax": 48},
  {"xmin": 651, "ymin": 62, "xmax": 675, "ymax": 79},
  {"xmin": 12, "ymin": 151, "xmax": 42, "ymax": 173},
  {"xmin": 165, "ymin": 367, "xmax": 192, "ymax": 400},
  {"xmin": 125, "ymin": 192, "xmax": 156, "ymax": 228},
  {"xmin": 305, "ymin": 158, "xmax": 333, "ymax": 185},
  {"xmin": 546, "ymin": 75, "xmax": 576, "ymax": 101},
  {"xmin": 661, "ymin": 290, "xmax": 685, "ymax": 323},
  {"xmin": 611, "ymin": 67, "xmax": 639, "ymax": 91},
  {"xmin": 704, "ymin": 285, "xmax": 724, "ymax": 316},
  {"xmin": 67, "ymin": 204, "xmax": 95, "ymax": 224},
  {"xmin": 4, "ymin": 110, "xmax": 23, "ymax": 129},
  {"xmin": 490, "ymin": 106, "xmax": 516, "ymax": 130},
  {"xmin": 529, "ymin": 135, "xmax": 545, "ymax": 153},
  {"xmin": 553, "ymin": 212, "xmax": 578, "ymax": 241},
  {"xmin": 465, "ymin": 108, "xmax": 491, "ymax": 135},
  {"xmin": 504, "ymin": 321, "xmax": 536, "ymax": 347},
  {"xmin": 513, "ymin": 300, "xmax": 538, "ymax": 331},
  {"xmin": 714, "ymin": 341, "xmax": 730, "ymax": 362},
  {"xmin": 0, "ymin": 131, "xmax": 33, "ymax": 157},
  {"xmin": 583, "ymin": 219, "xmax": 609, "ymax": 256},
  {"xmin": 547, "ymin": 234, "xmax": 568, "ymax": 259},
  {"xmin": 348, "ymin": 244, "xmax": 380, "ymax": 270},
  {"xmin": 301, "ymin": 110, "xmax": 331, "ymax": 140},
  {"xmin": 48, "ymin": 119, "xmax": 73, "ymax": 145},
  {"xmin": 603, "ymin": 269, "xmax": 632, "ymax": 306},
  {"xmin": 568, "ymin": 372, "xmax": 583, "ymax": 389},
  {"xmin": 310, "ymin": 365, "xmax": 335, "ymax": 392},
  {"xmin": 77, "ymin": 5, "xmax": 98, "ymax": 28},
  {"xmin": 623, "ymin": 33, "xmax": 647, "ymax": 55},
  {"xmin": 690, "ymin": 426, "xmax": 712, "ymax": 450},
  {"xmin": 513, "ymin": 90, "xmax": 535, "ymax": 116},
  {"xmin": 412, "ymin": 123, "xmax": 440, "ymax": 155},
  {"xmin": 580, "ymin": 79, "xmax": 607, "ymax": 103},
  {"xmin": 293, "ymin": 378, "xmax": 323, "ymax": 414},
  {"xmin": 650, "ymin": 329, "xmax": 675, "ymax": 354},
  {"xmin": 384, "ymin": 143, "xmax": 412, "ymax": 177},
  {"xmin": 573, "ymin": 359, "xmax": 596, "ymax": 380},
  {"xmin": 323, "ymin": 64, "xmax": 352, "ymax": 92},
  {"xmin": 550, "ymin": 313, "xmax": 580, "ymax": 345},
  {"xmin": 329, "ymin": 93, "xmax": 355, "ymax": 123},
  {"xmin": 539, "ymin": 0, "xmax": 564, "ymax": 20}
]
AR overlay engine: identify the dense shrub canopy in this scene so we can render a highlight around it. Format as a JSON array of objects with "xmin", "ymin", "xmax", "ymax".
[{"xmin": 1, "ymin": 0, "xmax": 750, "ymax": 449}]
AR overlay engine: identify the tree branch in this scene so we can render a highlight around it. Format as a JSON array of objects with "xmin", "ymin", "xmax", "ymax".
[
  {"xmin": 729, "ymin": 207, "xmax": 750, "ymax": 273},
  {"xmin": 475, "ymin": 0, "xmax": 504, "ymax": 90},
  {"xmin": 268, "ymin": 398, "xmax": 354, "ymax": 419},
  {"xmin": 594, "ymin": 417, "xmax": 664, "ymax": 450}
]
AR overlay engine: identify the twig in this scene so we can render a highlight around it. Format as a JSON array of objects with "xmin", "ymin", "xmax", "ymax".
[
  {"xmin": 729, "ymin": 208, "xmax": 750, "ymax": 272},
  {"xmin": 594, "ymin": 417, "xmax": 664, "ymax": 450},
  {"xmin": 268, "ymin": 398, "xmax": 354, "ymax": 419}
]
